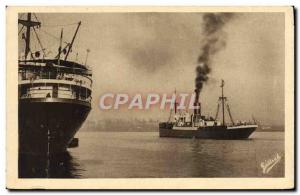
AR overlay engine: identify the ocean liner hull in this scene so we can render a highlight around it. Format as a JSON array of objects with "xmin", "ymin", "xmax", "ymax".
[
  {"xmin": 19, "ymin": 98, "xmax": 91, "ymax": 154},
  {"xmin": 159, "ymin": 123, "xmax": 256, "ymax": 139}
]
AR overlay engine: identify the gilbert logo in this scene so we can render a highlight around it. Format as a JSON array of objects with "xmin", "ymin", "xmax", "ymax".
[{"xmin": 260, "ymin": 153, "xmax": 282, "ymax": 174}]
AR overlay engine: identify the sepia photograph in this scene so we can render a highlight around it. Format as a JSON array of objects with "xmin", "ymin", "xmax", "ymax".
[{"xmin": 6, "ymin": 6, "xmax": 294, "ymax": 189}]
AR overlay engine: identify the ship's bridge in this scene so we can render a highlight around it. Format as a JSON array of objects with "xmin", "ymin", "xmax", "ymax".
[{"xmin": 18, "ymin": 59, "xmax": 92, "ymax": 103}]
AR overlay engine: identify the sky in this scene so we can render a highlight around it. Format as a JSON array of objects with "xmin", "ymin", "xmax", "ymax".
[{"xmin": 19, "ymin": 12, "xmax": 285, "ymax": 126}]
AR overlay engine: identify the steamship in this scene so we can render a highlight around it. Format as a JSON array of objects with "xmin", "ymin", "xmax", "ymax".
[
  {"xmin": 159, "ymin": 80, "xmax": 257, "ymax": 139},
  {"xmin": 18, "ymin": 13, "xmax": 92, "ymax": 154}
]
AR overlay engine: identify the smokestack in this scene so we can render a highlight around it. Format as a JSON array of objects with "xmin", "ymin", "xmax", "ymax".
[
  {"xmin": 194, "ymin": 89, "xmax": 200, "ymax": 103},
  {"xmin": 194, "ymin": 89, "xmax": 201, "ymax": 116}
]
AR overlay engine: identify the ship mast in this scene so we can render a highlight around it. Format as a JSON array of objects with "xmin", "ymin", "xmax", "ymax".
[
  {"xmin": 64, "ymin": 21, "xmax": 81, "ymax": 61},
  {"xmin": 24, "ymin": 14, "xmax": 31, "ymax": 60},
  {"xmin": 215, "ymin": 80, "xmax": 235, "ymax": 126},
  {"xmin": 220, "ymin": 80, "xmax": 225, "ymax": 126},
  {"xmin": 18, "ymin": 13, "xmax": 41, "ymax": 60},
  {"xmin": 174, "ymin": 89, "xmax": 177, "ymax": 114}
]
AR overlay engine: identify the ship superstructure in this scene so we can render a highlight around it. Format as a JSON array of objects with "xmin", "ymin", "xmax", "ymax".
[
  {"xmin": 18, "ymin": 13, "xmax": 92, "ymax": 154},
  {"xmin": 159, "ymin": 80, "xmax": 257, "ymax": 139}
]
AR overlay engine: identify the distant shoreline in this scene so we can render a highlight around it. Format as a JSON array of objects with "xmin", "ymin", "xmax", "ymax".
[
  {"xmin": 80, "ymin": 129, "xmax": 284, "ymax": 133},
  {"xmin": 256, "ymin": 129, "xmax": 284, "ymax": 132}
]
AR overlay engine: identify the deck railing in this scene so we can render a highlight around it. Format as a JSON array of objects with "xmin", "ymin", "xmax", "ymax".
[
  {"xmin": 19, "ymin": 71, "xmax": 92, "ymax": 88},
  {"xmin": 19, "ymin": 86, "xmax": 92, "ymax": 103}
]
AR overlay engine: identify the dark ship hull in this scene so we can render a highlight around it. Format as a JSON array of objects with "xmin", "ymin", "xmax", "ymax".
[
  {"xmin": 19, "ymin": 98, "xmax": 91, "ymax": 154},
  {"xmin": 159, "ymin": 122, "xmax": 256, "ymax": 139}
]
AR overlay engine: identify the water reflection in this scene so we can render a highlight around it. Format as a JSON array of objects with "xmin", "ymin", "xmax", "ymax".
[
  {"xmin": 189, "ymin": 139, "xmax": 234, "ymax": 177},
  {"xmin": 19, "ymin": 152, "xmax": 84, "ymax": 178}
]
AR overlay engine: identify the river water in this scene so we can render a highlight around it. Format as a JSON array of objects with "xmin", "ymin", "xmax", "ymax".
[{"xmin": 19, "ymin": 131, "xmax": 284, "ymax": 178}]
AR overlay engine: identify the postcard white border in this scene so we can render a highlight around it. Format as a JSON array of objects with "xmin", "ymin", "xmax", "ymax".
[{"xmin": 6, "ymin": 6, "xmax": 294, "ymax": 189}]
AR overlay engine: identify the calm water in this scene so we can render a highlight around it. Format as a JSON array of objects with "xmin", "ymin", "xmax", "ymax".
[{"xmin": 19, "ymin": 131, "xmax": 284, "ymax": 178}]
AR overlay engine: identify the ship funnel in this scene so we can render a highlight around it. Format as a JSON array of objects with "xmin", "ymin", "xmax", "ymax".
[{"xmin": 194, "ymin": 89, "xmax": 201, "ymax": 116}]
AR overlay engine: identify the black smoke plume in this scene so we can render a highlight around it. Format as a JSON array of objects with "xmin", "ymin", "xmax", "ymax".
[{"xmin": 195, "ymin": 13, "xmax": 233, "ymax": 103}]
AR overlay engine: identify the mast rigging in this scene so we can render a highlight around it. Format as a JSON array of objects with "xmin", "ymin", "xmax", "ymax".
[{"xmin": 215, "ymin": 80, "xmax": 235, "ymax": 125}]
